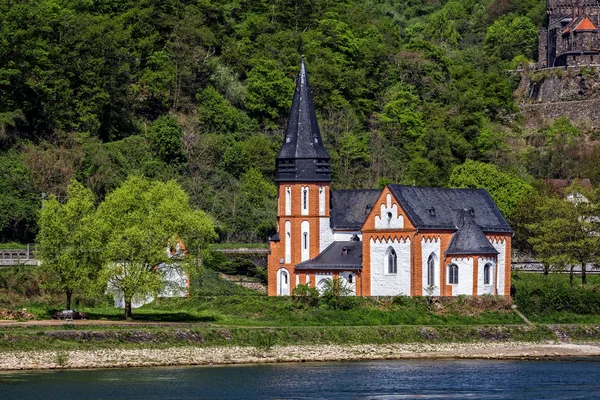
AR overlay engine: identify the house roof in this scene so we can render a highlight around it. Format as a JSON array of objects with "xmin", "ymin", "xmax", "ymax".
[
  {"xmin": 330, "ymin": 189, "xmax": 381, "ymax": 230},
  {"xmin": 387, "ymin": 185, "xmax": 512, "ymax": 233},
  {"xmin": 276, "ymin": 57, "xmax": 331, "ymax": 182},
  {"xmin": 445, "ymin": 210, "xmax": 499, "ymax": 256},
  {"xmin": 575, "ymin": 16, "xmax": 598, "ymax": 32},
  {"xmin": 295, "ymin": 241, "xmax": 362, "ymax": 271}
]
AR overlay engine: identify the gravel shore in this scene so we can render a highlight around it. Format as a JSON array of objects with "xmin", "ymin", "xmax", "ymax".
[{"xmin": 2, "ymin": 342, "xmax": 600, "ymax": 371}]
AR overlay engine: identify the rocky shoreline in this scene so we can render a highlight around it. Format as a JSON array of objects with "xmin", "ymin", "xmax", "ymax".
[{"xmin": 2, "ymin": 342, "xmax": 600, "ymax": 371}]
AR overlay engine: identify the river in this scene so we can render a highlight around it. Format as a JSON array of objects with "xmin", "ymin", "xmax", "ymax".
[{"xmin": 1, "ymin": 359, "xmax": 599, "ymax": 399}]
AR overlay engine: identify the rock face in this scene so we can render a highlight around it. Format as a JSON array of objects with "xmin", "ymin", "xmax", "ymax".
[{"xmin": 516, "ymin": 67, "xmax": 600, "ymax": 131}]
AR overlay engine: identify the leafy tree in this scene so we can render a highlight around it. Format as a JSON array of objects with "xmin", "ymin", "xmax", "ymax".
[
  {"xmin": 527, "ymin": 186, "xmax": 600, "ymax": 286},
  {"xmin": 449, "ymin": 159, "xmax": 533, "ymax": 221},
  {"xmin": 147, "ymin": 115, "xmax": 186, "ymax": 165},
  {"xmin": 96, "ymin": 176, "xmax": 216, "ymax": 318},
  {"xmin": 484, "ymin": 15, "xmax": 537, "ymax": 61},
  {"xmin": 36, "ymin": 180, "xmax": 100, "ymax": 309}
]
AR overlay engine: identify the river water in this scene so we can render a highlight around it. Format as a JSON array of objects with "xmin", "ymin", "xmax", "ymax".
[{"xmin": 1, "ymin": 359, "xmax": 599, "ymax": 399}]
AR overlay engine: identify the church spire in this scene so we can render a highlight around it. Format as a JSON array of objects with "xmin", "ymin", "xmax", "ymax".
[{"xmin": 276, "ymin": 56, "xmax": 331, "ymax": 182}]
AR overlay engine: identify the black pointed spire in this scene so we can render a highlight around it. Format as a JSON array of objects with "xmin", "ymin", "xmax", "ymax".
[{"xmin": 276, "ymin": 57, "xmax": 331, "ymax": 182}]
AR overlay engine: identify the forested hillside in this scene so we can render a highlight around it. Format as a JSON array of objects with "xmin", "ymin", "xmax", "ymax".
[{"xmin": 0, "ymin": 0, "xmax": 593, "ymax": 244}]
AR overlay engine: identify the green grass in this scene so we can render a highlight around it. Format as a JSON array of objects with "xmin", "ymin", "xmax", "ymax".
[
  {"xmin": 513, "ymin": 272, "xmax": 600, "ymax": 323},
  {"xmin": 0, "ymin": 324, "xmax": 557, "ymax": 352},
  {"xmin": 0, "ymin": 242, "xmax": 28, "ymax": 250}
]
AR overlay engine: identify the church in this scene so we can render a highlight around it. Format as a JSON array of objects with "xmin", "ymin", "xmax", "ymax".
[{"xmin": 267, "ymin": 59, "xmax": 513, "ymax": 297}]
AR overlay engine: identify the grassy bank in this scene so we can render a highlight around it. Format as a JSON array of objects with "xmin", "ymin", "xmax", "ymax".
[
  {"xmin": 0, "ymin": 324, "xmax": 560, "ymax": 352},
  {"xmin": 513, "ymin": 272, "xmax": 600, "ymax": 324}
]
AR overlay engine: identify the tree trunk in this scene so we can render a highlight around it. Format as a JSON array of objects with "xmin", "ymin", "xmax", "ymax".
[
  {"xmin": 582, "ymin": 262, "xmax": 587, "ymax": 286},
  {"xmin": 65, "ymin": 289, "xmax": 73, "ymax": 310},
  {"xmin": 569, "ymin": 265, "xmax": 575, "ymax": 287},
  {"xmin": 124, "ymin": 299, "xmax": 132, "ymax": 319}
]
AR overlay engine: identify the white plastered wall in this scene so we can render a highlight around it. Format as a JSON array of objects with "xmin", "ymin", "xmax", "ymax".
[
  {"xmin": 319, "ymin": 218, "xmax": 362, "ymax": 252},
  {"xmin": 285, "ymin": 187, "xmax": 291, "ymax": 215},
  {"xmin": 339, "ymin": 271, "xmax": 356, "ymax": 296},
  {"xmin": 375, "ymin": 193, "xmax": 404, "ymax": 229},
  {"xmin": 477, "ymin": 257, "xmax": 496, "ymax": 295},
  {"xmin": 316, "ymin": 273, "xmax": 333, "ymax": 294},
  {"xmin": 448, "ymin": 257, "xmax": 473, "ymax": 296},
  {"xmin": 370, "ymin": 237, "xmax": 411, "ymax": 296},
  {"xmin": 491, "ymin": 238, "xmax": 507, "ymax": 296},
  {"xmin": 285, "ymin": 221, "xmax": 291, "ymax": 264},
  {"xmin": 421, "ymin": 237, "xmax": 441, "ymax": 296}
]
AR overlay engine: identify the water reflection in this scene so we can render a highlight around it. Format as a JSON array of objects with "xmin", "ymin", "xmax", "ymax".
[{"xmin": 1, "ymin": 359, "xmax": 600, "ymax": 399}]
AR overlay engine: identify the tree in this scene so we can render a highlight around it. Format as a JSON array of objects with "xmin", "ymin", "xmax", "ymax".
[
  {"xmin": 147, "ymin": 115, "xmax": 186, "ymax": 165},
  {"xmin": 527, "ymin": 186, "xmax": 600, "ymax": 286},
  {"xmin": 36, "ymin": 180, "xmax": 100, "ymax": 310},
  {"xmin": 449, "ymin": 159, "xmax": 533, "ymax": 221},
  {"xmin": 484, "ymin": 15, "xmax": 537, "ymax": 61},
  {"xmin": 95, "ymin": 176, "xmax": 216, "ymax": 318}
]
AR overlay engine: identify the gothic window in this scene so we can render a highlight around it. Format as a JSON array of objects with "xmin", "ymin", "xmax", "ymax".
[
  {"xmin": 302, "ymin": 187, "xmax": 309, "ymax": 214},
  {"xmin": 427, "ymin": 254, "xmax": 435, "ymax": 287},
  {"xmin": 448, "ymin": 264, "xmax": 459, "ymax": 285},
  {"xmin": 387, "ymin": 247, "xmax": 397, "ymax": 274},
  {"xmin": 484, "ymin": 263, "xmax": 492, "ymax": 285}
]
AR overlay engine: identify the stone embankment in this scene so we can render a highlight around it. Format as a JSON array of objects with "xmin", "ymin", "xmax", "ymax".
[{"xmin": 2, "ymin": 342, "xmax": 600, "ymax": 371}]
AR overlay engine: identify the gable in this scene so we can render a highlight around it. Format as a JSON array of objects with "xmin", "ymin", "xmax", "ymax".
[{"xmin": 362, "ymin": 187, "xmax": 415, "ymax": 231}]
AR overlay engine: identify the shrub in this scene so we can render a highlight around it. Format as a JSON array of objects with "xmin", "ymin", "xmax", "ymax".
[{"xmin": 291, "ymin": 284, "xmax": 320, "ymax": 307}]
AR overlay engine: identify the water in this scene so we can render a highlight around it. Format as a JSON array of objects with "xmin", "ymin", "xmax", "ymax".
[{"xmin": 1, "ymin": 359, "xmax": 600, "ymax": 399}]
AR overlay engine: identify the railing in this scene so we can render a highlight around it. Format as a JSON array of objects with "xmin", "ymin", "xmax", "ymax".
[{"xmin": 0, "ymin": 244, "xmax": 38, "ymax": 266}]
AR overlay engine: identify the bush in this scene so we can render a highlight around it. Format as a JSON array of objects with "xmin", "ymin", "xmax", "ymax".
[{"xmin": 291, "ymin": 284, "xmax": 320, "ymax": 307}]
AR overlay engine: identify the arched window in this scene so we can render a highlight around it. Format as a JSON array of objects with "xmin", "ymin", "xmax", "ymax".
[
  {"xmin": 283, "ymin": 271, "xmax": 288, "ymax": 284},
  {"xmin": 448, "ymin": 264, "xmax": 459, "ymax": 285},
  {"xmin": 285, "ymin": 221, "xmax": 291, "ymax": 264},
  {"xmin": 387, "ymin": 247, "xmax": 397, "ymax": 274},
  {"xmin": 285, "ymin": 187, "xmax": 291, "ymax": 215},
  {"xmin": 348, "ymin": 273, "xmax": 353, "ymax": 284},
  {"xmin": 302, "ymin": 187, "xmax": 309, "ymax": 215},
  {"xmin": 427, "ymin": 254, "xmax": 435, "ymax": 287},
  {"xmin": 303, "ymin": 232, "xmax": 308, "ymax": 250},
  {"xmin": 484, "ymin": 263, "xmax": 492, "ymax": 285}
]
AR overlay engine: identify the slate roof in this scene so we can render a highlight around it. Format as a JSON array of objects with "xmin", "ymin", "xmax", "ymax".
[
  {"xmin": 387, "ymin": 185, "xmax": 512, "ymax": 233},
  {"xmin": 276, "ymin": 57, "xmax": 331, "ymax": 182},
  {"xmin": 295, "ymin": 241, "xmax": 362, "ymax": 271},
  {"xmin": 445, "ymin": 210, "xmax": 499, "ymax": 256},
  {"xmin": 330, "ymin": 189, "xmax": 381, "ymax": 230}
]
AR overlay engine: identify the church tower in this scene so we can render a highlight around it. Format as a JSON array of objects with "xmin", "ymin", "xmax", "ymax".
[{"xmin": 267, "ymin": 57, "xmax": 332, "ymax": 296}]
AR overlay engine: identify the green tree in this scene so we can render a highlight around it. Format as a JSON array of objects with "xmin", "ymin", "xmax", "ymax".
[
  {"xmin": 527, "ymin": 186, "xmax": 600, "ymax": 286},
  {"xmin": 449, "ymin": 159, "xmax": 533, "ymax": 221},
  {"xmin": 96, "ymin": 176, "xmax": 216, "ymax": 318},
  {"xmin": 147, "ymin": 115, "xmax": 185, "ymax": 165},
  {"xmin": 36, "ymin": 180, "xmax": 100, "ymax": 310},
  {"xmin": 484, "ymin": 15, "xmax": 537, "ymax": 61}
]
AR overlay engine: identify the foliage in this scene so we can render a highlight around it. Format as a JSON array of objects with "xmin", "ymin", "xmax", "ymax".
[
  {"xmin": 36, "ymin": 180, "xmax": 101, "ymax": 310},
  {"xmin": 291, "ymin": 284, "xmax": 320, "ymax": 307},
  {"xmin": 449, "ymin": 159, "xmax": 533, "ymax": 221},
  {"xmin": 147, "ymin": 116, "xmax": 185, "ymax": 165},
  {"xmin": 95, "ymin": 176, "xmax": 216, "ymax": 318},
  {"xmin": 484, "ymin": 14, "xmax": 538, "ymax": 61},
  {"xmin": 319, "ymin": 278, "xmax": 355, "ymax": 310},
  {"xmin": 526, "ymin": 184, "xmax": 600, "ymax": 286}
]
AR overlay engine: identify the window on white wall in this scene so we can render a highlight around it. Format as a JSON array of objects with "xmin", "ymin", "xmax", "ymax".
[
  {"xmin": 302, "ymin": 187, "xmax": 309, "ymax": 215},
  {"xmin": 319, "ymin": 187, "xmax": 325, "ymax": 216},
  {"xmin": 285, "ymin": 187, "xmax": 291, "ymax": 215},
  {"xmin": 301, "ymin": 221, "xmax": 310, "ymax": 261},
  {"xmin": 448, "ymin": 264, "xmax": 459, "ymax": 285},
  {"xmin": 386, "ymin": 247, "xmax": 397, "ymax": 274},
  {"xmin": 285, "ymin": 221, "xmax": 291, "ymax": 264},
  {"xmin": 427, "ymin": 254, "xmax": 435, "ymax": 287},
  {"xmin": 484, "ymin": 263, "xmax": 492, "ymax": 285}
]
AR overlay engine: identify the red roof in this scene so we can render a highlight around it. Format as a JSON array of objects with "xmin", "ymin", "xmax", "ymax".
[{"xmin": 574, "ymin": 16, "xmax": 598, "ymax": 31}]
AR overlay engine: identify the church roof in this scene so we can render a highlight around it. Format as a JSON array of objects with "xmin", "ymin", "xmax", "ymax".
[
  {"xmin": 295, "ymin": 241, "xmax": 362, "ymax": 271},
  {"xmin": 276, "ymin": 57, "xmax": 331, "ymax": 182},
  {"xmin": 330, "ymin": 189, "xmax": 381, "ymax": 230},
  {"xmin": 387, "ymin": 185, "xmax": 512, "ymax": 233},
  {"xmin": 445, "ymin": 210, "xmax": 499, "ymax": 256}
]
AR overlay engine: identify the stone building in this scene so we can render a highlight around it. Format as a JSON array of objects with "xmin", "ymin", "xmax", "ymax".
[
  {"xmin": 540, "ymin": 0, "xmax": 600, "ymax": 67},
  {"xmin": 267, "ymin": 59, "xmax": 513, "ymax": 297}
]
